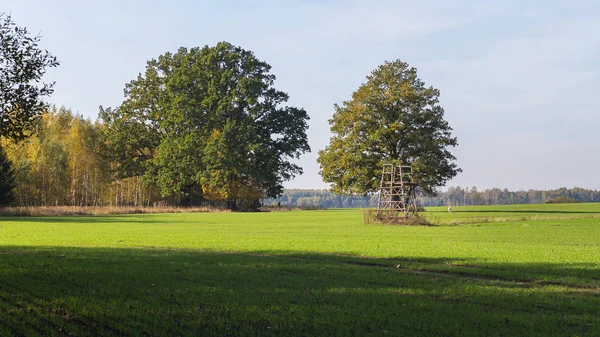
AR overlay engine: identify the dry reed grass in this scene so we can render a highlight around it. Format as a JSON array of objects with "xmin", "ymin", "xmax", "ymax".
[
  {"xmin": 260, "ymin": 205, "xmax": 326, "ymax": 212},
  {"xmin": 0, "ymin": 205, "xmax": 230, "ymax": 217}
]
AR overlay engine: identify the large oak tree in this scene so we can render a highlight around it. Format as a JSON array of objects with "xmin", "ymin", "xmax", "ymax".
[
  {"xmin": 101, "ymin": 42, "xmax": 310, "ymax": 209},
  {"xmin": 318, "ymin": 60, "xmax": 460, "ymax": 196}
]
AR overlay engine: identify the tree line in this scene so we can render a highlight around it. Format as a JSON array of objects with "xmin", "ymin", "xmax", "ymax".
[
  {"xmin": 267, "ymin": 187, "xmax": 600, "ymax": 209},
  {"xmin": 2, "ymin": 107, "xmax": 159, "ymax": 207}
]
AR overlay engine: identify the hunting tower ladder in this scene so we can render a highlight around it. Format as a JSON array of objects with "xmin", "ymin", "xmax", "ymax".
[{"xmin": 376, "ymin": 164, "xmax": 416, "ymax": 217}]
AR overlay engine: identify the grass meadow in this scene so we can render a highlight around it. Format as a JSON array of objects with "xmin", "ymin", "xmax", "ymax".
[{"xmin": 1, "ymin": 204, "xmax": 599, "ymax": 336}]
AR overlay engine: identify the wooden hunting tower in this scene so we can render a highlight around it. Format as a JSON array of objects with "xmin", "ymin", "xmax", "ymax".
[{"xmin": 376, "ymin": 164, "xmax": 417, "ymax": 217}]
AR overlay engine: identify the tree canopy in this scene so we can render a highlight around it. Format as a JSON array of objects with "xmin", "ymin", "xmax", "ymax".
[
  {"xmin": 318, "ymin": 60, "xmax": 460, "ymax": 196},
  {"xmin": 101, "ymin": 42, "xmax": 310, "ymax": 209},
  {"xmin": 0, "ymin": 13, "xmax": 59, "ymax": 142}
]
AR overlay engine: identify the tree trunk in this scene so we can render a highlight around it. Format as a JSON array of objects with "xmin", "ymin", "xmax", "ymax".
[
  {"xmin": 227, "ymin": 199, "xmax": 237, "ymax": 211},
  {"xmin": 180, "ymin": 184, "xmax": 194, "ymax": 207}
]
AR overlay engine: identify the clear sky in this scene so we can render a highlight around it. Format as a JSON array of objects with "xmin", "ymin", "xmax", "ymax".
[{"xmin": 4, "ymin": 0, "xmax": 600, "ymax": 191}]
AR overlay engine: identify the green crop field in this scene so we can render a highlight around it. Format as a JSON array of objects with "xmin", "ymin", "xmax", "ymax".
[{"xmin": 1, "ymin": 204, "xmax": 599, "ymax": 336}]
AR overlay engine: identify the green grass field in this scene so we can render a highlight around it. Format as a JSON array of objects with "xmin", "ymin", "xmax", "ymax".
[{"xmin": 1, "ymin": 204, "xmax": 599, "ymax": 336}]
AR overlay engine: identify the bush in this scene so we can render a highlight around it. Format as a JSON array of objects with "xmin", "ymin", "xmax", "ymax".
[{"xmin": 362, "ymin": 209, "xmax": 432, "ymax": 226}]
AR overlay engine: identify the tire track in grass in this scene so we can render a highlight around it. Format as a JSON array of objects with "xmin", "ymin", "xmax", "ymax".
[{"xmin": 393, "ymin": 265, "xmax": 600, "ymax": 295}]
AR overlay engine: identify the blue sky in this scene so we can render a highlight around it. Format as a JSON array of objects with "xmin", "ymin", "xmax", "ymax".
[{"xmin": 4, "ymin": 0, "xmax": 600, "ymax": 190}]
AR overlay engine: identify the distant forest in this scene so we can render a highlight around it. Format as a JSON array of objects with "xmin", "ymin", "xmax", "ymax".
[{"xmin": 266, "ymin": 187, "xmax": 600, "ymax": 209}]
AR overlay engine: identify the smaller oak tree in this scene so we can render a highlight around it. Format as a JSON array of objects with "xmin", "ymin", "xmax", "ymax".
[{"xmin": 318, "ymin": 60, "xmax": 460, "ymax": 198}]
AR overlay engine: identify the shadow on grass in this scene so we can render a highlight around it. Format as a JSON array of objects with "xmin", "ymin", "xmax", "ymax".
[{"xmin": 0, "ymin": 246, "xmax": 599, "ymax": 336}]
